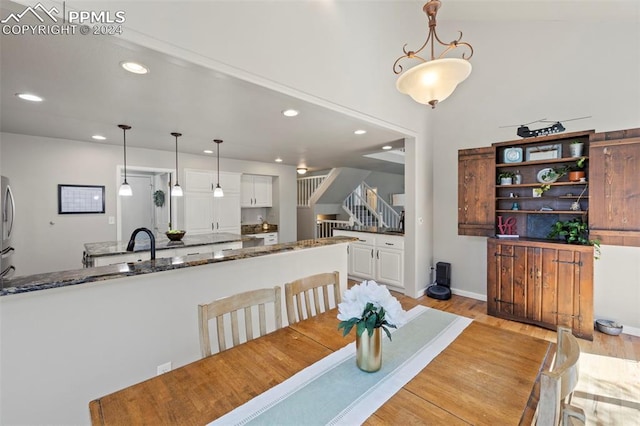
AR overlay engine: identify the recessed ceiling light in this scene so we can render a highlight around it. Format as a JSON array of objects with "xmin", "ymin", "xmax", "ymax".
[
  {"xmin": 282, "ymin": 109, "xmax": 299, "ymax": 117},
  {"xmin": 16, "ymin": 93, "xmax": 43, "ymax": 102},
  {"xmin": 120, "ymin": 61, "xmax": 149, "ymax": 75},
  {"xmin": 354, "ymin": 129, "xmax": 367, "ymax": 135},
  {"xmin": 275, "ymin": 158, "xmax": 283, "ymax": 163},
  {"xmin": 203, "ymin": 149, "xmax": 213, "ymax": 154},
  {"xmin": 382, "ymin": 145, "xmax": 393, "ymax": 150},
  {"xmin": 92, "ymin": 135, "xmax": 106, "ymax": 141}
]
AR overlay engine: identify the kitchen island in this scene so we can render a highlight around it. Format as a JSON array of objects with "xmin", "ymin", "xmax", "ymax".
[
  {"xmin": 0, "ymin": 236, "xmax": 353, "ymax": 425},
  {"xmin": 83, "ymin": 232, "xmax": 253, "ymax": 267}
]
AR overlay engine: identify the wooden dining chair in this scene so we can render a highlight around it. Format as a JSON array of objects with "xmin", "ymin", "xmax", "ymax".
[
  {"xmin": 198, "ymin": 286, "xmax": 282, "ymax": 358},
  {"xmin": 284, "ymin": 271, "xmax": 341, "ymax": 324},
  {"xmin": 536, "ymin": 326, "xmax": 586, "ymax": 426}
]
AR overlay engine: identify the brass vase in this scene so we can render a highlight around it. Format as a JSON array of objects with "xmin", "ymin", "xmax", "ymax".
[{"xmin": 356, "ymin": 327, "xmax": 382, "ymax": 372}]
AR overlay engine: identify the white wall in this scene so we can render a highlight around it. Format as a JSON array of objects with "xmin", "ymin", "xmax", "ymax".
[
  {"xmin": 0, "ymin": 132, "xmax": 297, "ymax": 276},
  {"xmin": 431, "ymin": 19, "xmax": 640, "ymax": 330},
  {"xmin": 0, "ymin": 243, "xmax": 348, "ymax": 425}
]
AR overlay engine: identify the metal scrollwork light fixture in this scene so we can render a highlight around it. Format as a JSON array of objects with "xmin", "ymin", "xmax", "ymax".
[{"xmin": 393, "ymin": 0, "xmax": 474, "ymax": 108}]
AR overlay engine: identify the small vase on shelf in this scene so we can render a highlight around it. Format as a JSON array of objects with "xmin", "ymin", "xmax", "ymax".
[
  {"xmin": 356, "ymin": 328, "xmax": 382, "ymax": 372},
  {"xmin": 569, "ymin": 142, "xmax": 584, "ymax": 157},
  {"xmin": 514, "ymin": 170, "xmax": 522, "ymax": 185}
]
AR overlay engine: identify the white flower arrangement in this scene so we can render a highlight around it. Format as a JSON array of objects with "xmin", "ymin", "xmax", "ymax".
[{"xmin": 337, "ymin": 280, "xmax": 407, "ymax": 340}]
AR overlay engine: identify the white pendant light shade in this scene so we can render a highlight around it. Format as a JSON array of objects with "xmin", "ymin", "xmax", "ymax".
[
  {"xmin": 171, "ymin": 184, "xmax": 183, "ymax": 197},
  {"xmin": 396, "ymin": 58, "xmax": 471, "ymax": 108},
  {"xmin": 119, "ymin": 182, "xmax": 133, "ymax": 196},
  {"xmin": 213, "ymin": 184, "xmax": 224, "ymax": 198}
]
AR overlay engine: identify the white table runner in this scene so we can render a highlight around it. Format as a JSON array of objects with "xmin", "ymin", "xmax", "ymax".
[{"xmin": 209, "ymin": 305, "xmax": 472, "ymax": 426}]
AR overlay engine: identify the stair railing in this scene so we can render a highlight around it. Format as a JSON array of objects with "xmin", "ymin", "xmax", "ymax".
[
  {"xmin": 316, "ymin": 219, "xmax": 351, "ymax": 238},
  {"xmin": 360, "ymin": 182, "xmax": 401, "ymax": 229},
  {"xmin": 342, "ymin": 182, "xmax": 401, "ymax": 228},
  {"xmin": 297, "ymin": 175, "xmax": 327, "ymax": 207}
]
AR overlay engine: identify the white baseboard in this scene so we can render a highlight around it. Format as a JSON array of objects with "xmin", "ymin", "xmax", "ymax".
[{"xmin": 450, "ymin": 287, "xmax": 487, "ymax": 302}]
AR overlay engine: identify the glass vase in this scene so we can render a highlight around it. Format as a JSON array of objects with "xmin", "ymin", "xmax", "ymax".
[{"xmin": 356, "ymin": 327, "xmax": 382, "ymax": 372}]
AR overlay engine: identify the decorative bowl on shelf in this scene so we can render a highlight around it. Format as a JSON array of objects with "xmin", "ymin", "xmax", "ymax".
[
  {"xmin": 166, "ymin": 230, "xmax": 186, "ymax": 241},
  {"xmin": 536, "ymin": 168, "xmax": 559, "ymax": 184}
]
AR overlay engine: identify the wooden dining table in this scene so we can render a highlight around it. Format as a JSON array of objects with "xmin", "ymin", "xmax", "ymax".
[{"xmin": 89, "ymin": 295, "xmax": 553, "ymax": 425}]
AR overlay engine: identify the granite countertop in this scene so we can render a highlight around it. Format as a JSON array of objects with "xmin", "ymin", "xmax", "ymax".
[
  {"xmin": 84, "ymin": 232, "xmax": 253, "ymax": 258},
  {"xmin": 335, "ymin": 226, "xmax": 404, "ymax": 236},
  {"xmin": 241, "ymin": 224, "xmax": 279, "ymax": 235},
  {"xmin": 1, "ymin": 236, "xmax": 356, "ymax": 297}
]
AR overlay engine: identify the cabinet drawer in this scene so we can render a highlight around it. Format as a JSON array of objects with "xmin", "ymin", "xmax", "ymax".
[{"xmin": 376, "ymin": 235, "xmax": 404, "ymax": 249}]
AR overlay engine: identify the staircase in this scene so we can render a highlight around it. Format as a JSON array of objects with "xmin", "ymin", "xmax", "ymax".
[
  {"xmin": 297, "ymin": 170, "xmax": 401, "ymax": 239},
  {"xmin": 342, "ymin": 182, "xmax": 401, "ymax": 228}
]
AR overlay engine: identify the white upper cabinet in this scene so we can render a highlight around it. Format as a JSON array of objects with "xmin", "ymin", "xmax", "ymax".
[
  {"xmin": 241, "ymin": 174, "xmax": 272, "ymax": 207},
  {"xmin": 185, "ymin": 169, "xmax": 241, "ymax": 194},
  {"xmin": 185, "ymin": 169, "xmax": 215, "ymax": 192},
  {"xmin": 184, "ymin": 169, "xmax": 241, "ymax": 234}
]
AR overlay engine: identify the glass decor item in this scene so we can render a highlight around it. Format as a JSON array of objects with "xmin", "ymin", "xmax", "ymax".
[{"xmin": 356, "ymin": 327, "xmax": 382, "ymax": 372}]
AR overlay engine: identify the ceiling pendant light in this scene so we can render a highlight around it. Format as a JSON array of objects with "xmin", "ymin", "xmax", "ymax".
[
  {"xmin": 393, "ymin": 0, "xmax": 473, "ymax": 109},
  {"xmin": 170, "ymin": 132, "xmax": 183, "ymax": 197},
  {"xmin": 118, "ymin": 124, "xmax": 133, "ymax": 196},
  {"xmin": 296, "ymin": 167, "xmax": 308, "ymax": 175},
  {"xmin": 213, "ymin": 139, "xmax": 224, "ymax": 198}
]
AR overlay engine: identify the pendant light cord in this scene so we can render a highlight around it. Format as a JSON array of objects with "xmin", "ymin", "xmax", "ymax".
[
  {"xmin": 217, "ymin": 141, "xmax": 220, "ymax": 185},
  {"xmin": 123, "ymin": 128, "xmax": 127, "ymax": 183},
  {"xmin": 118, "ymin": 124, "xmax": 131, "ymax": 183},
  {"xmin": 174, "ymin": 134, "xmax": 180, "ymax": 185}
]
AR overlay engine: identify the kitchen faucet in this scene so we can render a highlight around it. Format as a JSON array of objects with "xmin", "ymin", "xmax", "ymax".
[{"xmin": 126, "ymin": 227, "xmax": 156, "ymax": 260}]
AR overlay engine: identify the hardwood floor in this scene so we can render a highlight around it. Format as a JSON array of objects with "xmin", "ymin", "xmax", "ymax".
[{"xmin": 411, "ymin": 291, "xmax": 640, "ymax": 426}]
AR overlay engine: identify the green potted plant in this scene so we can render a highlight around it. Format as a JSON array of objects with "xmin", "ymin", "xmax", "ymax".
[
  {"xmin": 498, "ymin": 171, "xmax": 516, "ymax": 185},
  {"xmin": 547, "ymin": 217, "xmax": 600, "ymax": 259},
  {"xmin": 568, "ymin": 157, "xmax": 586, "ymax": 182}
]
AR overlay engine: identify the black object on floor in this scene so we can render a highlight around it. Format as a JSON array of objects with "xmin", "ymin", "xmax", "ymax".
[{"xmin": 426, "ymin": 262, "xmax": 452, "ymax": 300}]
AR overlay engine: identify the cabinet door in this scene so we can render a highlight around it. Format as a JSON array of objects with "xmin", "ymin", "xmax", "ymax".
[
  {"xmin": 253, "ymin": 176, "xmax": 272, "ymax": 207},
  {"xmin": 240, "ymin": 175, "xmax": 254, "ymax": 207},
  {"xmin": 219, "ymin": 172, "xmax": 241, "ymax": 194},
  {"xmin": 542, "ymin": 247, "xmax": 593, "ymax": 339},
  {"xmin": 185, "ymin": 170, "xmax": 213, "ymax": 192},
  {"xmin": 589, "ymin": 130, "xmax": 640, "ymax": 247},
  {"xmin": 350, "ymin": 243, "xmax": 375, "ymax": 279},
  {"xmin": 214, "ymin": 194, "xmax": 241, "ymax": 234},
  {"xmin": 376, "ymin": 248, "xmax": 403, "ymax": 288},
  {"xmin": 487, "ymin": 240, "xmax": 526, "ymax": 317},
  {"xmin": 185, "ymin": 193, "xmax": 214, "ymax": 234},
  {"xmin": 458, "ymin": 147, "xmax": 495, "ymax": 236}
]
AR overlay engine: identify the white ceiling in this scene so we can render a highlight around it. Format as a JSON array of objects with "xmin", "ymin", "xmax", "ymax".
[{"xmin": 0, "ymin": 3, "xmax": 407, "ymax": 174}]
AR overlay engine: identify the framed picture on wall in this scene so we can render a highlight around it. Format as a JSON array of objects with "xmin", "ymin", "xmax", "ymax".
[{"xmin": 58, "ymin": 184, "xmax": 105, "ymax": 214}]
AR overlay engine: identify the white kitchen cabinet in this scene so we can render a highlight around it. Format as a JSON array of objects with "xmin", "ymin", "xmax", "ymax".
[
  {"xmin": 375, "ymin": 235, "xmax": 404, "ymax": 287},
  {"xmin": 241, "ymin": 175, "xmax": 272, "ymax": 207},
  {"xmin": 184, "ymin": 193, "xmax": 215, "ymax": 234},
  {"xmin": 214, "ymin": 194, "xmax": 241, "ymax": 234},
  {"xmin": 185, "ymin": 169, "xmax": 241, "ymax": 194},
  {"xmin": 185, "ymin": 194, "xmax": 240, "ymax": 235},
  {"xmin": 333, "ymin": 230, "xmax": 404, "ymax": 288},
  {"xmin": 184, "ymin": 170, "xmax": 241, "ymax": 235}
]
